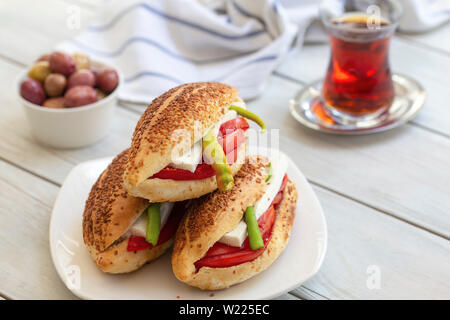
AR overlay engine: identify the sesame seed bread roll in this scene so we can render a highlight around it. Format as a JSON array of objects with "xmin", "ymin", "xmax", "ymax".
[
  {"xmin": 123, "ymin": 82, "xmax": 244, "ymax": 202},
  {"xmin": 82, "ymin": 150, "xmax": 171, "ymax": 274},
  {"xmin": 171, "ymin": 156, "xmax": 298, "ymax": 290},
  {"xmin": 130, "ymin": 142, "xmax": 246, "ymax": 202}
]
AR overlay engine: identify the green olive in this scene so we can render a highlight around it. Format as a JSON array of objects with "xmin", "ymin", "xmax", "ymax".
[
  {"xmin": 73, "ymin": 52, "xmax": 90, "ymax": 70},
  {"xmin": 28, "ymin": 61, "xmax": 51, "ymax": 82}
]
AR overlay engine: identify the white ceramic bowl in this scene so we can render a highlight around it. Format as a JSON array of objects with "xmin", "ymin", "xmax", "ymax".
[{"xmin": 17, "ymin": 60, "xmax": 122, "ymax": 149}]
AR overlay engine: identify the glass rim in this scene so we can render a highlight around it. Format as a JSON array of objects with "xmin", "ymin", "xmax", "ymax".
[{"xmin": 319, "ymin": 0, "xmax": 403, "ymax": 33}]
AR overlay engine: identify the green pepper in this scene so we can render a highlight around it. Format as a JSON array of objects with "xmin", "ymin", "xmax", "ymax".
[
  {"xmin": 265, "ymin": 162, "xmax": 272, "ymax": 182},
  {"xmin": 146, "ymin": 203, "xmax": 161, "ymax": 246},
  {"xmin": 202, "ymin": 129, "xmax": 234, "ymax": 191},
  {"xmin": 230, "ymin": 105, "xmax": 266, "ymax": 133},
  {"xmin": 244, "ymin": 206, "xmax": 264, "ymax": 250}
]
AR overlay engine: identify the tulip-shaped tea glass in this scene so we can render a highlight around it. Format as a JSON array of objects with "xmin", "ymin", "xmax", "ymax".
[{"xmin": 320, "ymin": 0, "xmax": 402, "ymax": 123}]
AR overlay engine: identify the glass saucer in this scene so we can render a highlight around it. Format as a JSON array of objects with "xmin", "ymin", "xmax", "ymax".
[{"xmin": 289, "ymin": 73, "xmax": 426, "ymax": 135}]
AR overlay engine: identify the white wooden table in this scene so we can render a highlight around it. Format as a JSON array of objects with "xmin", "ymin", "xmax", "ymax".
[{"xmin": 1, "ymin": 0, "xmax": 449, "ymax": 300}]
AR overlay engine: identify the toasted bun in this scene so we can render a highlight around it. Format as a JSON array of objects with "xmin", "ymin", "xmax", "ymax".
[
  {"xmin": 86, "ymin": 237, "xmax": 173, "ymax": 274},
  {"xmin": 129, "ymin": 142, "xmax": 246, "ymax": 202},
  {"xmin": 82, "ymin": 150, "xmax": 171, "ymax": 273},
  {"xmin": 124, "ymin": 82, "xmax": 239, "ymax": 197},
  {"xmin": 172, "ymin": 177, "xmax": 298, "ymax": 290},
  {"xmin": 83, "ymin": 150, "xmax": 149, "ymax": 252},
  {"xmin": 172, "ymin": 156, "xmax": 296, "ymax": 290}
]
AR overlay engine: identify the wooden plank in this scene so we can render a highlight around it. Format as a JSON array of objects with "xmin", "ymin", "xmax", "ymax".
[
  {"xmin": 295, "ymin": 185, "xmax": 450, "ymax": 299},
  {"xmin": 273, "ymin": 293, "xmax": 301, "ymax": 300},
  {"xmin": 0, "ymin": 0, "xmax": 96, "ymax": 65},
  {"xmin": 60, "ymin": 0, "xmax": 102, "ymax": 10},
  {"xmin": 399, "ymin": 22, "xmax": 450, "ymax": 55},
  {"xmin": 291, "ymin": 287, "xmax": 328, "ymax": 300},
  {"xmin": 0, "ymin": 160, "xmax": 77, "ymax": 299},
  {"xmin": 275, "ymin": 38, "xmax": 450, "ymax": 137}
]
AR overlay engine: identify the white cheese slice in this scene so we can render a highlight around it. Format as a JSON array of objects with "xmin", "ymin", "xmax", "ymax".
[
  {"xmin": 218, "ymin": 152, "xmax": 288, "ymax": 247},
  {"xmin": 171, "ymin": 140, "xmax": 202, "ymax": 173},
  {"xmin": 170, "ymin": 109, "xmax": 238, "ymax": 172},
  {"xmin": 129, "ymin": 202, "xmax": 175, "ymax": 237}
]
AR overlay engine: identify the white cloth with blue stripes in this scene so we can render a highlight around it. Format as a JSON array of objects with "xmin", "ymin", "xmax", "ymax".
[
  {"xmin": 57, "ymin": 0, "xmax": 450, "ymax": 104},
  {"xmin": 57, "ymin": 0, "xmax": 301, "ymax": 103}
]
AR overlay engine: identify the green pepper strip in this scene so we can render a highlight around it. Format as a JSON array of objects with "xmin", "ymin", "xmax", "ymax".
[
  {"xmin": 244, "ymin": 206, "xmax": 264, "ymax": 250},
  {"xmin": 146, "ymin": 203, "xmax": 161, "ymax": 246},
  {"xmin": 202, "ymin": 129, "xmax": 234, "ymax": 191},
  {"xmin": 265, "ymin": 162, "xmax": 272, "ymax": 182},
  {"xmin": 230, "ymin": 105, "xmax": 266, "ymax": 133}
]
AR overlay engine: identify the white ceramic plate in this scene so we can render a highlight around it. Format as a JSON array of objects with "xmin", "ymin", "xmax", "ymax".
[{"xmin": 49, "ymin": 148, "xmax": 327, "ymax": 300}]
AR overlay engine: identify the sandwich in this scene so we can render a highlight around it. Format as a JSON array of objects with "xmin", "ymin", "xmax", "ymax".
[
  {"xmin": 171, "ymin": 154, "xmax": 298, "ymax": 290},
  {"xmin": 123, "ymin": 82, "xmax": 265, "ymax": 203},
  {"xmin": 82, "ymin": 149, "xmax": 188, "ymax": 274}
]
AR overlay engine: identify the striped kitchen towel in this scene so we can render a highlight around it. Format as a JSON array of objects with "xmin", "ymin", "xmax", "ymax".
[
  {"xmin": 57, "ymin": 0, "xmax": 303, "ymax": 104},
  {"xmin": 57, "ymin": 0, "xmax": 450, "ymax": 104}
]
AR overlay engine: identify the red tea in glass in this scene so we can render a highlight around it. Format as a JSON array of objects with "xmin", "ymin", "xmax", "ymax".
[
  {"xmin": 320, "ymin": 0, "xmax": 402, "ymax": 121},
  {"xmin": 323, "ymin": 15, "xmax": 394, "ymax": 117}
]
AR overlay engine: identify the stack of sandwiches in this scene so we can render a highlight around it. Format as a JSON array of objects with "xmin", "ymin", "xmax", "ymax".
[{"xmin": 82, "ymin": 82, "xmax": 298, "ymax": 290}]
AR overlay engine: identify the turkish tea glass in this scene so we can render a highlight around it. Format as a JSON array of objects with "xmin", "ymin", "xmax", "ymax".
[{"xmin": 320, "ymin": 0, "xmax": 402, "ymax": 122}]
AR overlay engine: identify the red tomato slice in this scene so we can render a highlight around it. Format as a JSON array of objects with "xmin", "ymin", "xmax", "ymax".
[
  {"xmin": 203, "ymin": 242, "xmax": 242, "ymax": 258},
  {"xmin": 194, "ymin": 207, "xmax": 275, "ymax": 269},
  {"xmin": 127, "ymin": 201, "xmax": 188, "ymax": 252},
  {"xmin": 271, "ymin": 192, "xmax": 283, "ymax": 206},
  {"xmin": 194, "ymin": 247, "xmax": 265, "ymax": 269},
  {"xmin": 218, "ymin": 129, "xmax": 246, "ymax": 155},
  {"xmin": 127, "ymin": 236, "xmax": 151, "ymax": 252},
  {"xmin": 279, "ymin": 174, "xmax": 288, "ymax": 192},
  {"xmin": 272, "ymin": 175, "xmax": 288, "ymax": 207},
  {"xmin": 194, "ymin": 206, "xmax": 274, "ymax": 269},
  {"xmin": 219, "ymin": 117, "xmax": 249, "ymax": 136},
  {"xmin": 152, "ymin": 118, "xmax": 248, "ymax": 181},
  {"xmin": 152, "ymin": 163, "xmax": 215, "ymax": 180},
  {"xmin": 194, "ymin": 175, "xmax": 289, "ymax": 269}
]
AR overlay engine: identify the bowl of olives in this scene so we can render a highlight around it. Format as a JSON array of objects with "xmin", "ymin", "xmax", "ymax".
[{"xmin": 17, "ymin": 51, "xmax": 122, "ymax": 148}]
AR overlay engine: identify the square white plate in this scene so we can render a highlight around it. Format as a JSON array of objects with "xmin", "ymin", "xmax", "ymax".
[{"xmin": 49, "ymin": 148, "xmax": 327, "ymax": 300}]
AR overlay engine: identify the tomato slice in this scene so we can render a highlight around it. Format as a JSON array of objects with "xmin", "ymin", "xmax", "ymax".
[
  {"xmin": 218, "ymin": 129, "xmax": 246, "ymax": 155},
  {"xmin": 152, "ymin": 118, "xmax": 248, "ymax": 181},
  {"xmin": 194, "ymin": 248, "xmax": 265, "ymax": 269},
  {"xmin": 279, "ymin": 174, "xmax": 288, "ymax": 193},
  {"xmin": 271, "ymin": 192, "xmax": 283, "ymax": 206},
  {"xmin": 126, "ymin": 201, "xmax": 188, "ymax": 252},
  {"xmin": 194, "ymin": 175, "xmax": 289, "ymax": 269},
  {"xmin": 203, "ymin": 242, "xmax": 242, "ymax": 258},
  {"xmin": 127, "ymin": 236, "xmax": 152, "ymax": 252},
  {"xmin": 152, "ymin": 163, "xmax": 215, "ymax": 180},
  {"xmin": 219, "ymin": 117, "xmax": 249, "ymax": 136},
  {"xmin": 197, "ymin": 206, "xmax": 276, "ymax": 262},
  {"xmin": 194, "ymin": 207, "xmax": 273, "ymax": 269}
]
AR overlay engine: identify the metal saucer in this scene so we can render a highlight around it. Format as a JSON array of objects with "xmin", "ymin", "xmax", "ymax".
[{"xmin": 289, "ymin": 73, "xmax": 426, "ymax": 135}]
